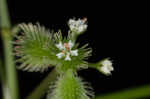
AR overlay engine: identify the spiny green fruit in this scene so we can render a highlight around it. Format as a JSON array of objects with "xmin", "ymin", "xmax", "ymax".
[{"xmin": 47, "ymin": 69, "xmax": 94, "ymax": 99}]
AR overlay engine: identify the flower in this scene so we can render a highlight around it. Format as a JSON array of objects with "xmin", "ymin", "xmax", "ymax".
[
  {"xmin": 56, "ymin": 40, "xmax": 78, "ymax": 61},
  {"xmin": 68, "ymin": 18, "xmax": 88, "ymax": 33},
  {"xmin": 99, "ymin": 59, "xmax": 114, "ymax": 75}
]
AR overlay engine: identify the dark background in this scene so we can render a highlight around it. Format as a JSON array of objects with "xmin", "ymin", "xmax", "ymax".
[{"xmin": 0, "ymin": 0, "xmax": 149, "ymax": 99}]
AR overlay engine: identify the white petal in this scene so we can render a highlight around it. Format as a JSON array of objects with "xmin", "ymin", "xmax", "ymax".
[
  {"xmin": 71, "ymin": 50, "xmax": 78, "ymax": 56},
  {"xmin": 65, "ymin": 53, "xmax": 71, "ymax": 61},
  {"xmin": 108, "ymin": 65, "xmax": 114, "ymax": 71},
  {"xmin": 68, "ymin": 19, "xmax": 75, "ymax": 25},
  {"xmin": 102, "ymin": 60, "xmax": 112, "ymax": 67},
  {"xmin": 78, "ymin": 26, "xmax": 85, "ymax": 33},
  {"xmin": 56, "ymin": 53, "xmax": 65, "ymax": 59},
  {"xmin": 100, "ymin": 66, "xmax": 111, "ymax": 75},
  {"xmin": 69, "ymin": 25, "xmax": 75, "ymax": 30},
  {"xmin": 100, "ymin": 59, "xmax": 113, "ymax": 75},
  {"xmin": 68, "ymin": 40, "xmax": 74, "ymax": 49},
  {"xmin": 56, "ymin": 42, "xmax": 64, "ymax": 50}
]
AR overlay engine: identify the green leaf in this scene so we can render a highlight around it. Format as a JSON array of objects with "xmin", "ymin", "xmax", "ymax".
[{"xmin": 95, "ymin": 85, "xmax": 150, "ymax": 99}]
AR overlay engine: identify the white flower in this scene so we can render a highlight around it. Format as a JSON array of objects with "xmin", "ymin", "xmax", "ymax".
[
  {"xmin": 99, "ymin": 59, "xmax": 114, "ymax": 75},
  {"xmin": 65, "ymin": 53, "xmax": 71, "ymax": 61},
  {"xmin": 56, "ymin": 53, "xmax": 65, "ymax": 59},
  {"xmin": 68, "ymin": 18, "xmax": 88, "ymax": 33},
  {"xmin": 70, "ymin": 50, "xmax": 78, "ymax": 56},
  {"xmin": 68, "ymin": 40, "xmax": 74, "ymax": 49},
  {"xmin": 56, "ymin": 40, "xmax": 78, "ymax": 61},
  {"xmin": 55, "ymin": 42, "xmax": 64, "ymax": 50}
]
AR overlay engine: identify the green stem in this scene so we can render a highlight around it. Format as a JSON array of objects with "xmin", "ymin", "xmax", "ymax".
[
  {"xmin": 2, "ymin": 83, "xmax": 11, "ymax": 99},
  {"xmin": 26, "ymin": 69, "xmax": 58, "ymax": 99},
  {"xmin": 0, "ymin": 0, "xmax": 11, "ymax": 28},
  {"xmin": 95, "ymin": 85, "xmax": 150, "ymax": 99},
  {"xmin": 0, "ymin": 59, "xmax": 5, "ymax": 86},
  {"xmin": 1, "ymin": 29, "xmax": 19, "ymax": 99},
  {"xmin": 0, "ymin": 0, "xmax": 19, "ymax": 99},
  {"xmin": 88, "ymin": 63, "xmax": 98, "ymax": 68},
  {"xmin": 0, "ymin": 60, "xmax": 7, "ymax": 99}
]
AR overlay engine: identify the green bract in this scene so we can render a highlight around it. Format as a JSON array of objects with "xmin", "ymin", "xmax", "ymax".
[
  {"xmin": 14, "ymin": 23, "xmax": 92, "ymax": 72},
  {"xmin": 14, "ymin": 23, "xmax": 56, "ymax": 72}
]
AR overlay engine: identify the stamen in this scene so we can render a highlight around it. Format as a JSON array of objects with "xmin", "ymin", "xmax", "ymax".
[
  {"xmin": 83, "ymin": 17, "xmax": 87, "ymax": 22},
  {"xmin": 64, "ymin": 43, "xmax": 70, "ymax": 51}
]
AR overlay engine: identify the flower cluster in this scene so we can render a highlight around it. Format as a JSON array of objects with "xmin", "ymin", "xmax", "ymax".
[
  {"xmin": 13, "ymin": 18, "xmax": 115, "ymax": 99},
  {"xmin": 68, "ymin": 18, "xmax": 88, "ymax": 33},
  {"xmin": 56, "ymin": 40, "xmax": 78, "ymax": 61}
]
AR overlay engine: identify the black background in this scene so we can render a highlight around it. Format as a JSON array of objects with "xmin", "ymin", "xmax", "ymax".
[{"xmin": 0, "ymin": 0, "xmax": 149, "ymax": 99}]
